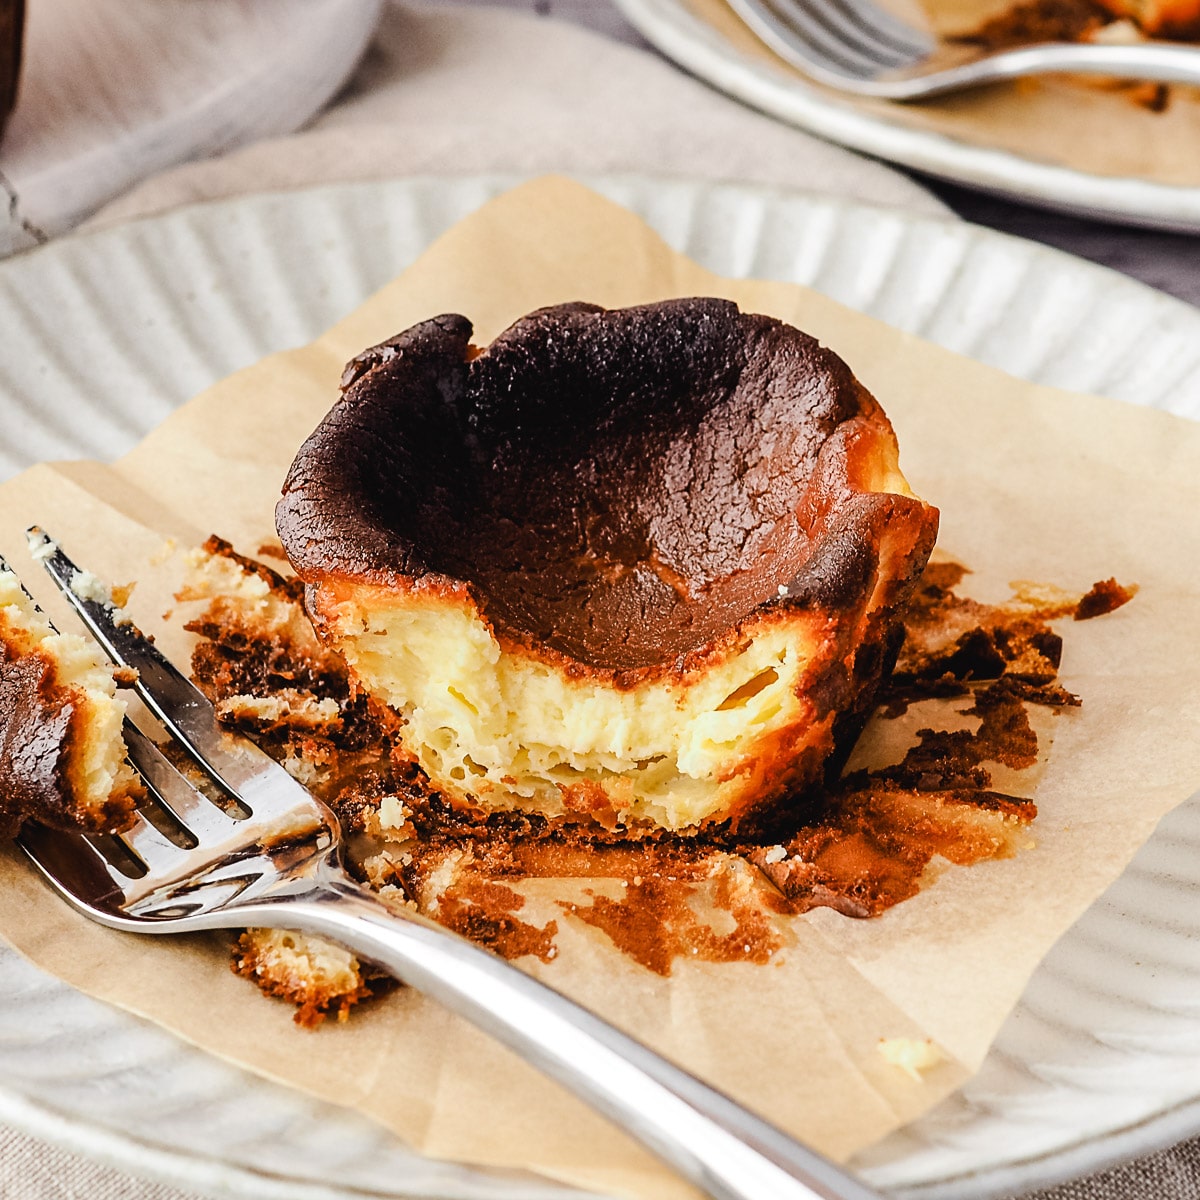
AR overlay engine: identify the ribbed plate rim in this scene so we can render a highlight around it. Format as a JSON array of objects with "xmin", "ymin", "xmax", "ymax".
[{"xmin": 0, "ymin": 173, "xmax": 1198, "ymax": 1200}]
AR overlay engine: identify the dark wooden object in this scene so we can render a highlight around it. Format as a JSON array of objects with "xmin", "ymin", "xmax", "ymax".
[{"xmin": 0, "ymin": 0, "xmax": 24, "ymax": 145}]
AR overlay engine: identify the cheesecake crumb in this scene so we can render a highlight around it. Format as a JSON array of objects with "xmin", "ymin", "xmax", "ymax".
[{"xmin": 878, "ymin": 1037, "xmax": 945, "ymax": 1080}]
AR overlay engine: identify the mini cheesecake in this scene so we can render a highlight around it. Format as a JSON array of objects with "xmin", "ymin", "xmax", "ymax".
[
  {"xmin": 0, "ymin": 569, "xmax": 139, "ymax": 838},
  {"xmin": 277, "ymin": 299, "xmax": 939, "ymax": 835}
]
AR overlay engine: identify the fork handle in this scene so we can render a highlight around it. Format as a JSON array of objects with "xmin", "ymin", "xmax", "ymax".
[{"xmin": 246, "ymin": 876, "xmax": 882, "ymax": 1200}]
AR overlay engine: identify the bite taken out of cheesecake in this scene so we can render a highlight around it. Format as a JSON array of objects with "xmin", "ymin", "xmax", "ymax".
[
  {"xmin": 0, "ymin": 567, "xmax": 139, "ymax": 838},
  {"xmin": 277, "ymin": 299, "xmax": 939, "ymax": 837}
]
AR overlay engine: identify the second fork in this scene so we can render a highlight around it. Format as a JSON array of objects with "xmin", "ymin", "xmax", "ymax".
[{"xmin": 727, "ymin": 0, "xmax": 1200, "ymax": 99}]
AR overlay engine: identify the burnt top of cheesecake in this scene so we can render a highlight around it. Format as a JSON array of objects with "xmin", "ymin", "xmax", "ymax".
[
  {"xmin": 278, "ymin": 298, "xmax": 931, "ymax": 672},
  {"xmin": 0, "ymin": 637, "xmax": 82, "ymax": 837}
]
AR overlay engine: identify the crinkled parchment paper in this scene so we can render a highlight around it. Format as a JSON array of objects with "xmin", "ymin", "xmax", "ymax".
[
  {"xmin": 686, "ymin": 0, "xmax": 1200, "ymax": 187},
  {"xmin": 1, "ymin": 177, "xmax": 1198, "ymax": 1200}
]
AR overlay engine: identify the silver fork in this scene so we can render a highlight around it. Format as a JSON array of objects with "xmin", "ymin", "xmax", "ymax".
[
  {"xmin": 11, "ymin": 531, "xmax": 883, "ymax": 1200},
  {"xmin": 727, "ymin": 0, "xmax": 1200, "ymax": 99}
]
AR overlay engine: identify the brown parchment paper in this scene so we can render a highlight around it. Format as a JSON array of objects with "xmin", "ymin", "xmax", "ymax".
[
  {"xmin": 1, "ymin": 176, "xmax": 1200, "ymax": 1200},
  {"xmin": 686, "ymin": 0, "xmax": 1200, "ymax": 187}
]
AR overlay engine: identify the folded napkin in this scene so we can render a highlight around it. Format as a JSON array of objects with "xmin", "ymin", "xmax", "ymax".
[{"xmin": 0, "ymin": 0, "xmax": 382, "ymax": 257}]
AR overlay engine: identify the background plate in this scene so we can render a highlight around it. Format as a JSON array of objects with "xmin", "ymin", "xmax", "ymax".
[
  {"xmin": 613, "ymin": 0, "xmax": 1200, "ymax": 233},
  {"xmin": 1, "ymin": 175, "xmax": 1199, "ymax": 1200}
]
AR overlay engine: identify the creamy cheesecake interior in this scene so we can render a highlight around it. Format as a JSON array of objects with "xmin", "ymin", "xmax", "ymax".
[{"xmin": 314, "ymin": 586, "xmax": 824, "ymax": 831}]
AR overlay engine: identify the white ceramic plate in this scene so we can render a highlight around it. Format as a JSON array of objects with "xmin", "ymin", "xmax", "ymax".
[
  {"xmin": 1, "ymin": 175, "xmax": 1199, "ymax": 1200},
  {"xmin": 612, "ymin": 0, "xmax": 1200, "ymax": 233}
]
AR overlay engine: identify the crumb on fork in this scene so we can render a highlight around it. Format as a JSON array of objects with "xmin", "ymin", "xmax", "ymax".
[{"xmin": 0, "ymin": 568, "xmax": 140, "ymax": 838}]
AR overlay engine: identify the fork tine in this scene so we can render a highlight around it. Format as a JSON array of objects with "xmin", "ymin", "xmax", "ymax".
[
  {"xmin": 729, "ymin": 0, "xmax": 880, "ymax": 77},
  {"xmin": 729, "ymin": 0, "xmax": 940, "ymax": 85},
  {"xmin": 18, "ymin": 823, "xmax": 136, "ymax": 913},
  {"xmin": 6, "ymin": 547, "xmax": 255, "ymax": 852},
  {"xmin": 117, "ymin": 809, "xmax": 195, "ymax": 873},
  {"xmin": 780, "ymin": 0, "xmax": 924, "ymax": 68},
  {"xmin": 26, "ymin": 528, "xmax": 322, "ymax": 827},
  {"xmin": 3, "ymin": 553, "xmax": 195, "ymax": 872},
  {"xmin": 27, "ymin": 527, "xmax": 238, "ymax": 779},
  {"xmin": 768, "ymin": 0, "xmax": 888, "ymax": 74},
  {"xmin": 819, "ymin": 0, "xmax": 934, "ymax": 60},
  {"xmin": 122, "ymin": 720, "xmax": 243, "ymax": 838}
]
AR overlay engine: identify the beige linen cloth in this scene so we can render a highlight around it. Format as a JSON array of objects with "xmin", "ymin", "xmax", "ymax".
[
  {"xmin": 85, "ymin": 0, "xmax": 946, "ymax": 228},
  {"xmin": 3, "ymin": 4, "xmax": 1195, "ymax": 1200}
]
